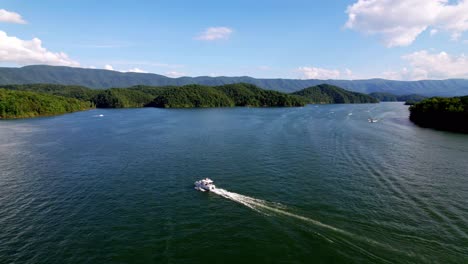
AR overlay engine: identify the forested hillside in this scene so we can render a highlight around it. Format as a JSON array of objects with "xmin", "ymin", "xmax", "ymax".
[
  {"xmin": 409, "ymin": 96, "xmax": 468, "ymax": 133},
  {"xmin": 0, "ymin": 83, "xmax": 306, "ymax": 118},
  {"xmin": 0, "ymin": 89, "xmax": 93, "ymax": 119},
  {"xmin": 369, "ymin": 92, "xmax": 427, "ymax": 104},
  {"xmin": 292, "ymin": 84, "xmax": 378, "ymax": 104}
]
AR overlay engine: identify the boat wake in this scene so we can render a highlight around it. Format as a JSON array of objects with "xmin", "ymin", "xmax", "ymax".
[
  {"xmin": 211, "ymin": 187, "xmax": 400, "ymax": 262},
  {"xmin": 212, "ymin": 188, "xmax": 349, "ymax": 235}
]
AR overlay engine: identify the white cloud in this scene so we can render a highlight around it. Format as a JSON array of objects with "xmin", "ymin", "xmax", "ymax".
[
  {"xmin": 104, "ymin": 64, "xmax": 114, "ymax": 71},
  {"xmin": 195, "ymin": 27, "xmax": 233, "ymax": 41},
  {"xmin": 0, "ymin": 31, "xmax": 79, "ymax": 66},
  {"xmin": 0, "ymin": 9, "xmax": 26, "ymax": 24},
  {"xmin": 297, "ymin": 66, "xmax": 342, "ymax": 79},
  {"xmin": 430, "ymin": 29, "xmax": 438, "ymax": 36},
  {"xmin": 126, "ymin": 67, "xmax": 147, "ymax": 73},
  {"xmin": 345, "ymin": 0, "xmax": 468, "ymax": 47},
  {"xmin": 382, "ymin": 50, "xmax": 468, "ymax": 80},
  {"xmin": 403, "ymin": 50, "xmax": 468, "ymax": 79},
  {"xmin": 165, "ymin": 71, "xmax": 186, "ymax": 78},
  {"xmin": 103, "ymin": 65, "xmax": 148, "ymax": 73}
]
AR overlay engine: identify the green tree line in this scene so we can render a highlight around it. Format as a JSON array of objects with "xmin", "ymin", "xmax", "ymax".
[
  {"xmin": 369, "ymin": 92, "xmax": 426, "ymax": 105},
  {"xmin": 409, "ymin": 96, "xmax": 468, "ymax": 133},
  {"xmin": 0, "ymin": 83, "xmax": 307, "ymax": 114},
  {"xmin": 146, "ymin": 83, "xmax": 307, "ymax": 108},
  {"xmin": 293, "ymin": 84, "xmax": 378, "ymax": 104},
  {"xmin": 0, "ymin": 88, "xmax": 93, "ymax": 119},
  {"xmin": 1, "ymin": 83, "xmax": 380, "ymax": 119}
]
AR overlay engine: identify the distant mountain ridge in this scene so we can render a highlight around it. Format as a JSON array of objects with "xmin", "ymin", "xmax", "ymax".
[{"xmin": 1, "ymin": 65, "xmax": 468, "ymax": 96}]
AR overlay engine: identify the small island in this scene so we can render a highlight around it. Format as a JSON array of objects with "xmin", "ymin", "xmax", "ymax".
[{"xmin": 409, "ymin": 96, "xmax": 468, "ymax": 133}]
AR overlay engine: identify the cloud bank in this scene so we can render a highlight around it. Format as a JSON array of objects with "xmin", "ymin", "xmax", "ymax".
[
  {"xmin": 0, "ymin": 31, "xmax": 79, "ymax": 66},
  {"xmin": 165, "ymin": 71, "xmax": 186, "ymax": 78},
  {"xmin": 103, "ymin": 64, "xmax": 149, "ymax": 73},
  {"xmin": 385, "ymin": 50, "xmax": 468, "ymax": 80},
  {"xmin": 346, "ymin": 0, "xmax": 468, "ymax": 47}
]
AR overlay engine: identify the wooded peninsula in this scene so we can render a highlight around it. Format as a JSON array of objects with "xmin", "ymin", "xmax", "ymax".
[{"xmin": 409, "ymin": 96, "xmax": 468, "ymax": 133}]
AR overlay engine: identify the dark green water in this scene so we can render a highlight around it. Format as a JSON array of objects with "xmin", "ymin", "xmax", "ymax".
[{"xmin": 1, "ymin": 103, "xmax": 467, "ymax": 263}]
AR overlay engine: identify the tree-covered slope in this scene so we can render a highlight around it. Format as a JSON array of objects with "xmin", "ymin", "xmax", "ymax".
[
  {"xmin": 92, "ymin": 88, "xmax": 155, "ymax": 108},
  {"xmin": 369, "ymin": 92, "xmax": 399, "ymax": 101},
  {"xmin": 0, "ymin": 83, "xmax": 97, "ymax": 101},
  {"xmin": 409, "ymin": 96, "xmax": 468, "ymax": 133},
  {"xmin": 216, "ymin": 83, "xmax": 306, "ymax": 107},
  {"xmin": 1, "ymin": 65, "xmax": 468, "ymax": 96},
  {"xmin": 147, "ymin": 83, "xmax": 306, "ymax": 108},
  {"xmin": 147, "ymin": 85, "xmax": 234, "ymax": 108},
  {"xmin": 0, "ymin": 84, "xmax": 163, "ymax": 108},
  {"xmin": 369, "ymin": 92, "xmax": 427, "ymax": 103},
  {"xmin": 292, "ymin": 84, "xmax": 378, "ymax": 104},
  {"xmin": 0, "ymin": 83, "xmax": 306, "ymax": 117},
  {"xmin": 0, "ymin": 88, "xmax": 93, "ymax": 119}
]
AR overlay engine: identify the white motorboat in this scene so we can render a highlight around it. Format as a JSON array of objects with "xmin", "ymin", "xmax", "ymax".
[
  {"xmin": 194, "ymin": 178, "xmax": 216, "ymax": 192},
  {"xmin": 368, "ymin": 118, "xmax": 378, "ymax": 123}
]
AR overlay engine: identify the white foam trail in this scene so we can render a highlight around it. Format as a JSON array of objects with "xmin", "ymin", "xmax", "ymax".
[
  {"xmin": 211, "ymin": 188, "xmax": 399, "ymax": 262},
  {"xmin": 212, "ymin": 188, "xmax": 348, "ymax": 235}
]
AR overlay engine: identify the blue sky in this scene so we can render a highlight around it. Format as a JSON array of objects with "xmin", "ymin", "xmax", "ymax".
[{"xmin": 0, "ymin": 0, "xmax": 467, "ymax": 80}]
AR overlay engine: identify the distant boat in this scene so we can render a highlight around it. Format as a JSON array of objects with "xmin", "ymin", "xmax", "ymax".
[
  {"xmin": 368, "ymin": 118, "xmax": 378, "ymax": 123},
  {"xmin": 348, "ymin": 113, "xmax": 353, "ymax": 116}
]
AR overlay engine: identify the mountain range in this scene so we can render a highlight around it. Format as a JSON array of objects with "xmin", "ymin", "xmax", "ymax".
[{"xmin": 1, "ymin": 65, "xmax": 468, "ymax": 96}]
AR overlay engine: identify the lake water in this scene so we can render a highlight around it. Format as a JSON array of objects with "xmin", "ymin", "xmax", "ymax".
[{"xmin": 1, "ymin": 103, "xmax": 467, "ymax": 263}]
